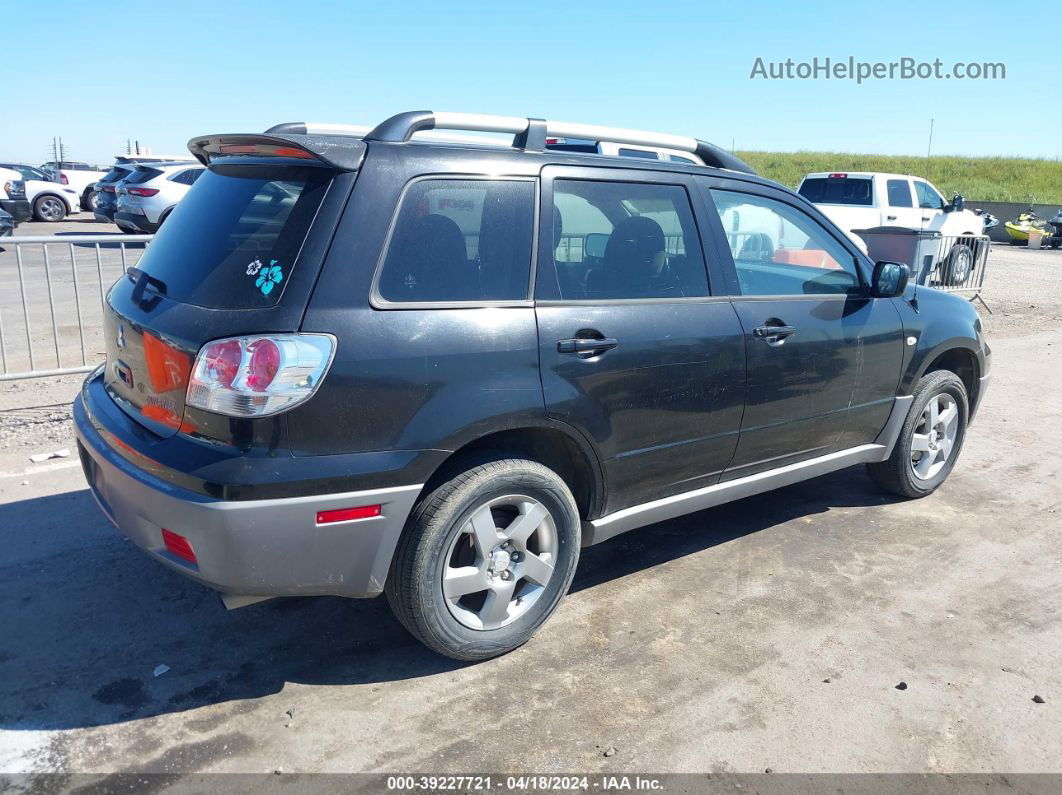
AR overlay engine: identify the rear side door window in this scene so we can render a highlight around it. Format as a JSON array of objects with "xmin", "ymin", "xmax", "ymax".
[
  {"xmin": 710, "ymin": 189, "xmax": 862, "ymax": 296},
  {"xmin": 375, "ymin": 178, "xmax": 536, "ymax": 305},
  {"xmin": 538, "ymin": 179, "xmax": 709, "ymax": 301},
  {"xmin": 886, "ymin": 179, "xmax": 913, "ymax": 207}
]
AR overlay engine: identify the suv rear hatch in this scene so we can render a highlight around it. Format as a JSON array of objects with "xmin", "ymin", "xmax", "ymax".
[{"xmin": 102, "ymin": 135, "xmax": 363, "ymax": 438}]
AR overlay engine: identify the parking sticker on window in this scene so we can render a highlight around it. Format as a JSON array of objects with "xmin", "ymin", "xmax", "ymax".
[{"xmin": 255, "ymin": 260, "xmax": 284, "ymax": 296}]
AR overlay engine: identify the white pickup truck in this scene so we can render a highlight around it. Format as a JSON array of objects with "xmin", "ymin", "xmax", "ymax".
[{"xmin": 797, "ymin": 172, "xmax": 986, "ymax": 283}]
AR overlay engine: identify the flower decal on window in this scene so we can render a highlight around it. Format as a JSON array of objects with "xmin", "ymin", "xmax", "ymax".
[
  {"xmin": 246, "ymin": 257, "xmax": 263, "ymax": 276},
  {"xmin": 255, "ymin": 260, "xmax": 284, "ymax": 296}
]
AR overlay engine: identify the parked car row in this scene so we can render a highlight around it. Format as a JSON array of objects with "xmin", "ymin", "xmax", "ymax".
[
  {"xmin": 0, "ymin": 152, "xmax": 207, "ymax": 231},
  {"xmin": 0, "ymin": 162, "xmax": 83, "ymax": 222}
]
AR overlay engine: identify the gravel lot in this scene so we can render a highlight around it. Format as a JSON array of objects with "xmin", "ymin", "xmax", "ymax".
[{"xmin": 0, "ymin": 218, "xmax": 1059, "ymax": 784}]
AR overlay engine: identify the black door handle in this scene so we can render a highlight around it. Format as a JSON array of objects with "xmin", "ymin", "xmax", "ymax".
[
  {"xmin": 753, "ymin": 325, "xmax": 797, "ymax": 345},
  {"xmin": 557, "ymin": 337, "xmax": 619, "ymax": 355}
]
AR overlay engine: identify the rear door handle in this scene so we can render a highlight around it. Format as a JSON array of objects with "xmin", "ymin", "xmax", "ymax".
[
  {"xmin": 886, "ymin": 214, "xmax": 897, "ymax": 221},
  {"xmin": 753, "ymin": 325, "xmax": 797, "ymax": 345},
  {"xmin": 557, "ymin": 337, "xmax": 619, "ymax": 355}
]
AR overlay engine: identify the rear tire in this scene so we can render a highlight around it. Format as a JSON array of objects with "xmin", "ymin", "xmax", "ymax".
[
  {"xmin": 33, "ymin": 195, "xmax": 67, "ymax": 222},
  {"xmin": 83, "ymin": 189, "xmax": 98, "ymax": 211},
  {"xmin": 386, "ymin": 458, "xmax": 581, "ymax": 661},
  {"xmin": 867, "ymin": 370, "xmax": 969, "ymax": 498}
]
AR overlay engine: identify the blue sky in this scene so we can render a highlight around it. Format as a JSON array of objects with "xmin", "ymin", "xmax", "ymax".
[{"xmin": 4, "ymin": 0, "xmax": 1058, "ymax": 165}]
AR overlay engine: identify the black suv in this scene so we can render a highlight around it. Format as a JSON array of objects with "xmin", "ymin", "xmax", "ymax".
[{"xmin": 74, "ymin": 111, "xmax": 990, "ymax": 660}]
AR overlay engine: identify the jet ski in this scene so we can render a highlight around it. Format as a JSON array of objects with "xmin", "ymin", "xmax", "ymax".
[{"xmin": 1004, "ymin": 211, "xmax": 1050, "ymax": 244}]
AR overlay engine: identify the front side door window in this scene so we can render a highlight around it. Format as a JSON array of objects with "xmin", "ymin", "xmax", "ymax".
[{"xmin": 711, "ymin": 190, "xmax": 862, "ymax": 297}]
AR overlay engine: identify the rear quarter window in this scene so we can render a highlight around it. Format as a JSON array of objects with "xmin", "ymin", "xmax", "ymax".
[
  {"xmin": 132, "ymin": 167, "xmax": 331, "ymax": 309},
  {"xmin": 375, "ymin": 178, "xmax": 536, "ymax": 304},
  {"xmin": 798, "ymin": 177, "xmax": 873, "ymax": 206}
]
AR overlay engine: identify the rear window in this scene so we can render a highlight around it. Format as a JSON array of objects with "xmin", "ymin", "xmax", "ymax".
[
  {"xmin": 798, "ymin": 177, "xmax": 873, "ymax": 206},
  {"xmin": 132, "ymin": 167, "xmax": 331, "ymax": 309},
  {"xmin": 125, "ymin": 167, "xmax": 163, "ymax": 185},
  {"xmin": 100, "ymin": 167, "xmax": 131, "ymax": 184},
  {"xmin": 376, "ymin": 178, "xmax": 535, "ymax": 304}
]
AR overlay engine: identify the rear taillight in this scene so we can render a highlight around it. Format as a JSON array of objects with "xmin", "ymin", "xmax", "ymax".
[
  {"xmin": 127, "ymin": 187, "xmax": 159, "ymax": 197},
  {"xmin": 60, "ymin": 173, "xmax": 69, "ymax": 185},
  {"xmin": 186, "ymin": 334, "xmax": 334, "ymax": 417},
  {"xmin": 103, "ymin": 185, "xmax": 117, "ymax": 193}
]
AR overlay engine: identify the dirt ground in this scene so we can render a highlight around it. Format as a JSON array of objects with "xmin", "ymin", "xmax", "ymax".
[{"xmin": 0, "ymin": 227, "xmax": 1059, "ymax": 786}]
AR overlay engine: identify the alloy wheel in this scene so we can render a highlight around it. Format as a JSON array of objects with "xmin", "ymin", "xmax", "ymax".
[
  {"xmin": 442, "ymin": 495, "xmax": 558, "ymax": 630},
  {"xmin": 910, "ymin": 393, "xmax": 959, "ymax": 480},
  {"xmin": 38, "ymin": 197, "xmax": 64, "ymax": 221},
  {"xmin": 952, "ymin": 248, "xmax": 973, "ymax": 282}
]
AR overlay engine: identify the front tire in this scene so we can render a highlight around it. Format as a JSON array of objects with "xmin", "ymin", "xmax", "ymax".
[
  {"xmin": 943, "ymin": 242, "xmax": 974, "ymax": 285},
  {"xmin": 867, "ymin": 370, "xmax": 969, "ymax": 498},
  {"xmin": 33, "ymin": 195, "xmax": 67, "ymax": 222},
  {"xmin": 386, "ymin": 458, "xmax": 581, "ymax": 661}
]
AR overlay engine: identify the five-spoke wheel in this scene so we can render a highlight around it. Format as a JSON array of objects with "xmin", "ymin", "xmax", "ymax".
[
  {"xmin": 386, "ymin": 458, "xmax": 580, "ymax": 661},
  {"xmin": 443, "ymin": 496, "xmax": 558, "ymax": 630},
  {"xmin": 868, "ymin": 370, "xmax": 969, "ymax": 498}
]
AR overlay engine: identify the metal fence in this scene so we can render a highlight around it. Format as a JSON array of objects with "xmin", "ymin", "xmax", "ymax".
[
  {"xmin": 924, "ymin": 234, "xmax": 991, "ymax": 307},
  {"xmin": 0, "ymin": 234, "xmax": 152, "ymax": 381}
]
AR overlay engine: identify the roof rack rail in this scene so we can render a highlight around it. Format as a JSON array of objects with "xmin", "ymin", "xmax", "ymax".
[{"xmin": 359, "ymin": 110, "xmax": 756, "ymax": 174}]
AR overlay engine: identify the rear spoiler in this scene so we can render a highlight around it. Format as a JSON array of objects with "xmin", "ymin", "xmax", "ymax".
[{"xmin": 187, "ymin": 133, "xmax": 366, "ymax": 171}]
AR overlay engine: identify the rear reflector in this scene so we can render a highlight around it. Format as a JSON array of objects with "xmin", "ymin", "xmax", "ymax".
[
  {"xmin": 162, "ymin": 529, "xmax": 197, "ymax": 564},
  {"xmin": 316, "ymin": 505, "xmax": 382, "ymax": 524}
]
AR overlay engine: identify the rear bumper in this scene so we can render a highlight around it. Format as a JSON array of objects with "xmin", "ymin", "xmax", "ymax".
[
  {"xmin": 74, "ymin": 391, "xmax": 423, "ymax": 599},
  {"xmin": 0, "ymin": 199, "xmax": 31, "ymax": 223},
  {"xmin": 114, "ymin": 211, "xmax": 158, "ymax": 233},
  {"xmin": 94, "ymin": 207, "xmax": 115, "ymax": 223}
]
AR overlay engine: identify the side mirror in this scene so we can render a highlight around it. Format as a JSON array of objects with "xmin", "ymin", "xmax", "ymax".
[
  {"xmin": 946, "ymin": 193, "xmax": 965, "ymax": 213},
  {"xmin": 871, "ymin": 261, "xmax": 910, "ymax": 298}
]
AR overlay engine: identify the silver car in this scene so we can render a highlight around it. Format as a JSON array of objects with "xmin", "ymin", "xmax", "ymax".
[{"xmin": 114, "ymin": 161, "xmax": 204, "ymax": 233}]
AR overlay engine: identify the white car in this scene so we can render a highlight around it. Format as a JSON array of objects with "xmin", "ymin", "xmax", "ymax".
[
  {"xmin": 0, "ymin": 163, "xmax": 82, "ymax": 222},
  {"xmin": 797, "ymin": 172, "xmax": 986, "ymax": 282},
  {"xmin": 40, "ymin": 161, "xmax": 108, "ymax": 210},
  {"xmin": 114, "ymin": 161, "xmax": 204, "ymax": 233}
]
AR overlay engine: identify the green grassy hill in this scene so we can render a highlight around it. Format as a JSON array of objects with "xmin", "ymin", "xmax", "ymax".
[{"xmin": 736, "ymin": 151, "xmax": 1062, "ymax": 204}]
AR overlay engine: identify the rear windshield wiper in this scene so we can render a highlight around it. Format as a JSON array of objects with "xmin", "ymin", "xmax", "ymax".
[{"xmin": 126, "ymin": 266, "xmax": 167, "ymax": 308}]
